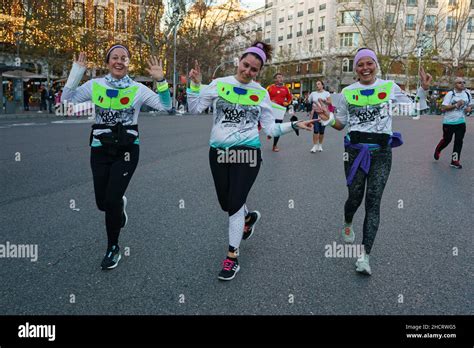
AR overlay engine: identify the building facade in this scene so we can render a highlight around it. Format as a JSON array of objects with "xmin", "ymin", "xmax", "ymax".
[{"xmin": 228, "ymin": 0, "xmax": 474, "ymax": 95}]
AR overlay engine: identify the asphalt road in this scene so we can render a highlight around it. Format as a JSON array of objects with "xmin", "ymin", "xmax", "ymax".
[{"xmin": 0, "ymin": 113, "xmax": 472, "ymax": 315}]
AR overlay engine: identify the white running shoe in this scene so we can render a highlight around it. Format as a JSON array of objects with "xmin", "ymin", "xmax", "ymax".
[
  {"xmin": 318, "ymin": 144, "xmax": 323, "ymax": 152},
  {"xmin": 355, "ymin": 253, "xmax": 372, "ymax": 275},
  {"xmin": 342, "ymin": 224, "xmax": 355, "ymax": 243},
  {"xmin": 310, "ymin": 145, "xmax": 318, "ymax": 153}
]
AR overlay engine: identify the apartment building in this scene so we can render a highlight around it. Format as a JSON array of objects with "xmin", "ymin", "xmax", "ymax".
[{"xmin": 228, "ymin": 0, "xmax": 474, "ymax": 94}]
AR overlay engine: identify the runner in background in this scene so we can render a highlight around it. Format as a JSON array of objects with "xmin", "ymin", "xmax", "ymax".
[{"xmin": 266, "ymin": 73, "xmax": 293, "ymax": 152}]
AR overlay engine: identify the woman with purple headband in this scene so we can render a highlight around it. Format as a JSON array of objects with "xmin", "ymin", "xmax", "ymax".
[
  {"xmin": 187, "ymin": 41, "xmax": 316, "ymax": 281},
  {"xmin": 315, "ymin": 48, "xmax": 432, "ymax": 275},
  {"xmin": 62, "ymin": 44, "xmax": 172, "ymax": 270}
]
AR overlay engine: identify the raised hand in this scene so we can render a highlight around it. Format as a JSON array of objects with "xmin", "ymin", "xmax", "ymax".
[
  {"xmin": 419, "ymin": 66, "xmax": 433, "ymax": 90},
  {"xmin": 146, "ymin": 56, "xmax": 164, "ymax": 81},
  {"xmin": 188, "ymin": 60, "xmax": 202, "ymax": 85},
  {"xmin": 74, "ymin": 52, "xmax": 87, "ymax": 68}
]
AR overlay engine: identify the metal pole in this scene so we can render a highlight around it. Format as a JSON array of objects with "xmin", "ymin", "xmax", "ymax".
[{"xmin": 172, "ymin": 24, "xmax": 177, "ymax": 110}]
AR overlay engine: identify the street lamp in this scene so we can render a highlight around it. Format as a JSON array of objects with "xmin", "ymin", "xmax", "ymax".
[{"xmin": 172, "ymin": 8, "xmax": 180, "ymax": 112}]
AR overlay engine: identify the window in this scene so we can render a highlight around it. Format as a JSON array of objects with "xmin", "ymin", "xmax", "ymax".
[
  {"xmin": 468, "ymin": 17, "xmax": 473, "ymax": 32},
  {"xmin": 471, "ymin": 0, "xmax": 474, "ymax": 9},
  {"xmin": 308, "ymin": 7, "xmax": 314, "ymax": 14},
  {"xmin": 342, "ymin": 58, "xmax": 354, "ymax": 72},
  {"xmin": 72, "ymin": 2, "xmax": 85, "ymax": 26},
  {"xmin": 315, "ymin": 61, "xmax": 324, "ymax": 74},
  {"xmin": 319, "ymin": 3, "xmax": 326, "ymax": 10},
  {"xmin": 320, "ymin": 37, "xmax": 325, "ymax": 49},
  {"xmin": 297, "ymin": 11, "xmax": 303, "ymax": 17},
  {"xmin": 339, "ymin": 33, "xmax": 359, "ymax": 47},
  {"xmin": 446, "ymin": 17, "xmax": 456, "ymax": 31},
  {"xmin": 385, "ymin": 13, "xmax": 395, "ymax": 26},
  {"xmin": 288, "ymin": 14, "xmax": 293, "ymax": 20},
  {"xmin": 288, "ymin": 43, "xmax": 292, "ymax": 55},
  {"xmin": 425, "ymin": 15, "xmax": 435, "ymax": 31},
  {"xmin": 288, "ymin": 25, "xmax": 293, "ymax": 38},
  {"xmin": 319, "ymin": 16, "xmax": 325, "ymax": 31},
  {"xmin": 279, "ymin": 45, "xmax": 283, "ymax": 54},
  {"xmin": 405, "ymin": 14, "xmax": 415, "ymax": 30},
  {"xmin": 448, "ymin": 0, "xmax": 457, "ymax": 5},
  {"xmin": 95, "ymin": 6, "xmax": 106, "ymax": 29},
  {"xmin": 278, "ymin": 35, "xmax": 284, "ymax": 41},
  {"xmin": 309, "ymin": 39, "xmax": 313, "ymax": 51},
  {"xmin": 387, "ymin": 0, "xmax": 398, "ymax": 5},
  {"xmin": 297, "ymin": 42, "xmax": 302, "ymax": 53},
  {"xmin": 116, "ymin": 9, "xmax": 126, "ymax": 32},
  {"xmin": 341, "ymin": 11, "xmax": 361, "ymax": 25},
  {"xmin": 309, "ymin": 19, "xmax": 314, "ymax": 29},
  {"xmin": 265, "ymin": 20, "xmax": 271, "ymax": 26},
  {"xmin": 279, "ymin": 17, "xmax": 284, "ymax": 23},
  {"xmin": 407, "ymin": 0, "xmax": 417, "ymax": 6},
  {"xmin": 427, "ymin": 0, "xmax": 438, "ymax": 7}
]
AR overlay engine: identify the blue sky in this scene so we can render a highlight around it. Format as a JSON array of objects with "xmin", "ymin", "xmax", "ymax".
[{"xmin": 240, "ymin": 0, "xmax": 265, "ymax": 9}]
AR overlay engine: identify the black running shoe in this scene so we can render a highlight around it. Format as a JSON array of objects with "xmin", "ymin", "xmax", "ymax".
[
  {"xmin": 242, "ymin": 211, "xmax": 261, "ymax": 241},
  {"xmin": 101, "ymin": 245, "xmax": 121, "ymax": 270},
  {"xmin": 121, "ymin": 196, "xmax": 128, "ymax": 228},
  {"xmin": 450, "ymin": 161, "xmax": 462, "ymax": 169},
  {"xmin": 218, "ymin": 258, "xmax": 240, "ymax": 281}
]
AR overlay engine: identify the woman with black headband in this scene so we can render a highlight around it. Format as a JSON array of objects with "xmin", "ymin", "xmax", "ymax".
[
  {"xmin": 187, "ymin": 41, "xmax": 316, "ymax": 281},
  {"xmin": 62, "ymin": 44, "xmax": 172, "ymax": 270},
  {"xmin": 315, "ymin": 48, "xmax": 432, "ymax": 275}
]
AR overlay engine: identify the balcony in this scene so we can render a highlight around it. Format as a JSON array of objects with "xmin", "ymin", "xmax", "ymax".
[
  {"xmin": 318, "ymin": 25, "xmax": 325, "ymax": 32},
  {"xmin": 405, "ymin": 23, "xmax": 415, "ymax": 30},
  {"xmin": 287, "ymin": 33, "xmax": 293, "ymax": 39},
  {"xmin": 297, "ymin": 31, "xmax": 302, "ymax": 37},
  {"xmin": 307, "ymin": 28, "xmax": 313, "ymax": 34}
]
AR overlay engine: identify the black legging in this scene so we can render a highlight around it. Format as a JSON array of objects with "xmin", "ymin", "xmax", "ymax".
[
  {"xmin": 209, "ymin": 147, "xmax": 261, "ymax": 216},
  {"xmin": 435, "ymin": 123, "xmax": 466, "ymax": 161},
  {"xmin": 90, "ymin": 144, "xmax": 139, "ymax": 248},
  {"xmin": 273, "ymin": 119, "xmax": 283, "ymax": 147},
  {"xmin": 344, "ymin": 146, "xmax": 392, "ymax": 254}
]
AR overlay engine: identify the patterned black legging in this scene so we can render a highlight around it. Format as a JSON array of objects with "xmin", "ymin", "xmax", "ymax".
[{"xmin": 344, "ymin": 146, "xmax": 392, "ymax": 254}]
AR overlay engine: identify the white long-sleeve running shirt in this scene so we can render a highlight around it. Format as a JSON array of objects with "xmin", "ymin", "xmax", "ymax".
[
  {"xmin": 62, "ymin": 67, "xmax": 171, "ymax": 146},
  {"xmin": 187, "ymin": 76, "xmax": 295, "ymax": 149}
]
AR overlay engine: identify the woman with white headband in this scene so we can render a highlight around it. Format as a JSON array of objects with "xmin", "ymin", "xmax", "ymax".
[
  {"xmin": 62, "ymin": 44, "xmax": 172, "ymax": 270},
  {"xmin": 187, "ymin": 41, "xmax": 316, "ymax": 281},
  {"xmin": 315, "ymin": 48, "xmax": 432, "ymax": 275}
]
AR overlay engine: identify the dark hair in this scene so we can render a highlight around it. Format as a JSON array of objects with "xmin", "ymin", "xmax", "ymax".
[
  {"xmin": 274, "ymin": 72, "xmax": 283, "ymax": 78},
  {"xmin": 105, "ymin": 44, "xmax": 131, "ymax": 63},
  {"xmin": 315, "ymin": 79, "xmax": 325, "ymax": 89},
  {"xmin": 241, "ymin": 41, "xmax": 273, "ymax": 68}
]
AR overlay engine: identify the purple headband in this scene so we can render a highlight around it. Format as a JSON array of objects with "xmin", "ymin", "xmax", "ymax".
[
  {"xmin": 353, "ymin": 49, "xmax": 378, "ymax": 70},
  {"xmin": 243, "ymin": 44, "xmax": 267, "ymax": 64},
  {"xmin": 105, "ymin": 45, "xmax": 130, "ymax": 63}
]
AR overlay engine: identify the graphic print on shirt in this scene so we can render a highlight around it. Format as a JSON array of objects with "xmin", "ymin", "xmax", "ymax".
[
  {"xmin": 215, "ymin": 98, "xmax": 260, "ymax": 142},
  {"xmin": 92, "ymin": 82, "xmax": 137, "ymax": 125},
  {"xmin": 348, "ymin": 102, "xmax": 390, "ymax": 132},
  {"xmin": 95, "ymin": 107, "xmax": 135, "ymax": 125}
]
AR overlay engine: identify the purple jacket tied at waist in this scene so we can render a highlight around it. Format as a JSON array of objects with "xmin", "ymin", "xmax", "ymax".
[{"xmin": 344, "ymin": 132, "xmax": 403, "ymax": 186}]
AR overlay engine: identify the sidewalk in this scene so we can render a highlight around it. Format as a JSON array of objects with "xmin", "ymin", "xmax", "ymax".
[{"xmin": 0, "ymin": 111, "xmax": 60, "ymax": 120}]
